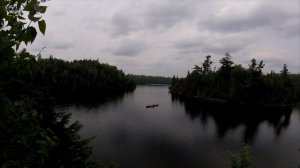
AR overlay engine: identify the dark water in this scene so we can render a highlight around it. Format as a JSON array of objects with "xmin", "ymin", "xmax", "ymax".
[{"xmin": 64, "ymin": 85, "xmax": 300, "ymax": 168}]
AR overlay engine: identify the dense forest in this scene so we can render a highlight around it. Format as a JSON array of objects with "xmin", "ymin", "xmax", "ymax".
[
  {"xmin": 127, "ymin": 74, "xmax": 172, "ymax": 85},
  {"xmin": 3, "ymin": 50, "xmax": 136, "ymax": 102},
  {"xmin": 0, "ymin": 1, "xmax": 131, "ymax": 167},
  {"xmin": 170, "ymin": 53, "xmax": 299, "ymax": 107}
]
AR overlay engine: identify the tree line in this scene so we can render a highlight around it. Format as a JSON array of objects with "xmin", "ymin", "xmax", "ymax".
[
  {"xmin": 2, "ymin": 49, "xmax": 136, "ymax": 102},
  {"xmin": 127, "ymin": 74, "xmax": 172, "ymax": 85},
  {"xmin": 170, "ymin": 53, "xmax": 299, "ymax": 107}
]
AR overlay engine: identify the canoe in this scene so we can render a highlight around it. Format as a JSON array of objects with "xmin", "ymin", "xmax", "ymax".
[{"xmin": 146, "ymin": 104, "xmax": 159, "ymax": 108}]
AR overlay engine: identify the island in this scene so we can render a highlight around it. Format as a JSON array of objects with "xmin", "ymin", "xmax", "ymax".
[{"xmin": 169, "ymin": 53, "xmax": 299, "ymax": 108}]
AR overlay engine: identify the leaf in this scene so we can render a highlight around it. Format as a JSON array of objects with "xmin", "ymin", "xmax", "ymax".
[
  {"xmin": 38, "ymin": 6, "xmax": 47, "ymax": 14},
  {"xmin": 26, "ymin": 26, "xmax": 37, "ymax": 43},
  {"xmin": 0, "ymin": 4, "xmax": 7, "ymax": 18},
  {"xmin": 38, "ymin": 20, "xmax": 46, "ymax": 35},
  {"xmin": 28, "ymin": 13, "xmax": 41, "ymax": 22},
  {"xmin": 24, "ymin": 4, "xmax": 33, "ymax": 12},
  {"xmin": 33, "ymin": 2, "xmax": 40, "ymax": 12},
  {"xmin": 22, "ymin": 33, "xmax": 29, "ymax": 45}
]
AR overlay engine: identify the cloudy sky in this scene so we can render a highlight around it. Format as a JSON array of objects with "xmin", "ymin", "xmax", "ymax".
[{"xmin": 27, "ymin": 0, "xmax": 300, "ymax": 77}]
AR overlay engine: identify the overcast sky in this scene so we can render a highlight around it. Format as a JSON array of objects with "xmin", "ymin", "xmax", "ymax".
[{"xmin": 27, "ymin": 0, "xmax": 300, "ymax": 77}]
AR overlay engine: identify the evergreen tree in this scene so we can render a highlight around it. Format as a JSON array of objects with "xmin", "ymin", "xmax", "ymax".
[
  {"xmin": 202, "ymin": 55, "xmax": 213, "ymax": 74},
  {"xmin": 219, "ymin": 52, "xmax": 234, "ymax": 73}
]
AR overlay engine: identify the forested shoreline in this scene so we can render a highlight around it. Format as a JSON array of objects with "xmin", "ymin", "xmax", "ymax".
[
  {"xmin": 170, "ymin": 53, "xmax": 299, "ymax": 108},
  {"xmin": 3, "ymin": 50, "xmax": 136, "ymax": 102},
  {"xmin": 127, "ymin": 74, "xmax": 172, "ymax": 85}
]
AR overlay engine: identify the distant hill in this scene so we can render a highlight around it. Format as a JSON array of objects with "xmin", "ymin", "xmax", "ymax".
[{"xmin": 127, "ymin": 74, "xmax": 172, "ymax": 85}]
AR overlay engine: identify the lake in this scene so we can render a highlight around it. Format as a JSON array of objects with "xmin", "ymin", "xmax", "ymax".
[{"xmin": 64, "ymin": 85, "xmax": 300, "ymax": 168}]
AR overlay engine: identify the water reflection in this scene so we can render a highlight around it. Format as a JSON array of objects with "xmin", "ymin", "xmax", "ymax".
[
  {"xmin": 57, "ymin": 91, "xmax": 133, "ymax": 109},
  {"xmin": 67, "ymin": 86, "xmax": 300, "ymax": 168},
  {"xmin": 171, "ymin": 96, "xmax": 292, "ymax": 143}
]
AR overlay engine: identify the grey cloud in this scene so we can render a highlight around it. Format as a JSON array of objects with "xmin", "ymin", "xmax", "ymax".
[
  {"xmin": 43, "ymin": 38, "xmax": 74, "ymax": 50},
  {"xmin": 27, "ymin": 45, "xmax": 46, "ymax": 53},
  {"xmin": 52, "ymin": 10, "xmax": 65, "ymax": 17},
  {"xmin": 46, "ymin": 1, "xmax": 67, "ymax": 17},
  {"xmin": 111, "ymin": 13, "xmax": 139, "ymax": 36},
  {"xmin": 112, "ymin": 41, "xmax": 147, "ymax": 57},
  {"xmin": 201, "ymin": 41, "xmax": 247, "ymax": 55},
  {"xmin": 202, "ymin": 3, "xmax": 299, "ymax": 33},
  {"xmin": 276, "ymin": 18, "xmax": 300, "ymax": 37},
  {"xmin": 173, "ymin": 39, "xmax": 203, "ymax": 55},
  {"xmin": 110, "ymin": 1, "xmax": 196, "ymax": 36},
  {"xmin": 173, "ymin": 34, "xmax": 252, "ymax": 55},
  {"xmin": 144, "ymin": 2, "xmax": 193, "ymax": 28},
  {"xmin": 174, "ymin": 39, "xmax": 203, "ymax": 49},
  {"xmin": 50, "ymin": 43, "xmax": 73, "ymax": 50}
]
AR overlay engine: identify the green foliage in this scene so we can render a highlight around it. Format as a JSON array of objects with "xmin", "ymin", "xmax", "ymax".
[
  {"xmin": 228, "ymin": 145, "xmax": 253, "ymax": 168},
  {"xmin": 0, "ymin": 95, "xmax": 98, "ymax": 168},
  {"xmin": 127, "ymin": 74, "xmax": 172, "ymax": 85},
  {"xmin": 248, "ymin": 59, "xmax": 264, "ymax": 73},
  {"xmin": 0, "ymin": 97, "xmax": 55, "ymax": 167},
  {"xmin": 45, "ymin": 111, "xmax": 98, "ymax": 168},
  {"xmin": 193, "ymin": 55, "xmax": 213, "ymax": 75},
  {"xmin": 202, "ymin": 55, "xmax": 213, "ymax": 74},
  {"xmin": 36, "ymin": 57, "xmax": 136, "ymax": 100},
  {"xmin": 170, "ymin": 53, "xmax": 297, "ymax": 107},
  {"xmin": 0, "ymin": 50, "xmax": 135, "ymax": 102},
  {"xmin": 38, "ymin": 19, "xmax": 46, "ymax": 35},
  {"xmin": 219, "ymin": 52, "xmax": 234, "ymax": 73},
  {"xmin": 0, "ymin": 0, "xmax": 47, "ymax": 52},
  {"xmin": 280, "ymin": 64, "xmax": 289, "ymax": 80}
]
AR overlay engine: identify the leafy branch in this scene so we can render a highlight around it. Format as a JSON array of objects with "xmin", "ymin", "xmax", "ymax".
[{"xmin": 0, "ymin": 0, "xmax": 47, "ymax": 53}]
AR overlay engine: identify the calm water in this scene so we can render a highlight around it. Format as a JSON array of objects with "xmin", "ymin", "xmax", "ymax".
[{"xmin": 64, "ymin": 85, "xmax": 300, "ymax": 168}]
